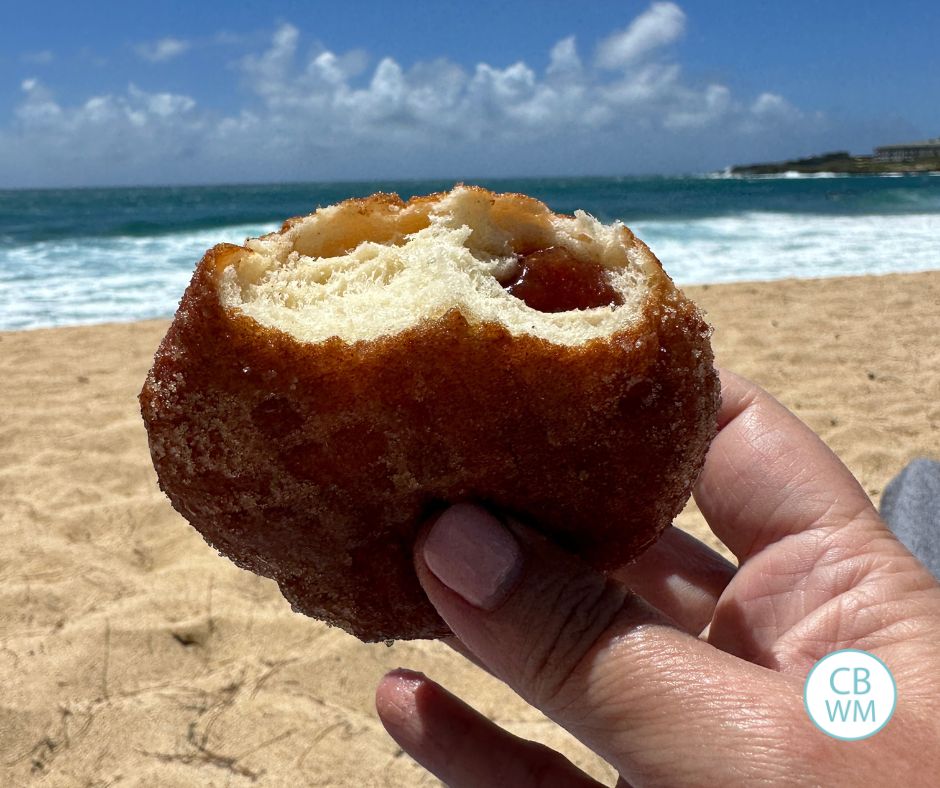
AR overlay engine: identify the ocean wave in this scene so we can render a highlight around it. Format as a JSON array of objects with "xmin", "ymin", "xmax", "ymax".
[
  {"xmin": 0, "ymin": 222, "xmax": 277, "ymax": 331},
  {"xmin": 781, "ymin": 171, "xmax": 845, "ymax": 179},
  {"xmin": 2, "ymin": 211, "xmax": 938, "ymax": 331},
  {"xmin": 1, "ymin": 216, "xmax": 280, "ymax": 245},
  {"xmin": 632, "ymin": 212, "xmax": 940, "ymax": 285},
  {"xmin": 704, "ymin": 169, "xmax": 853, "ymax": 180}
]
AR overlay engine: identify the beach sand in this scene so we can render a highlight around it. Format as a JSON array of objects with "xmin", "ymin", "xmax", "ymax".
[{"xmin": 1, "ymin": 270, "xmax": 938, "ymax": 785}]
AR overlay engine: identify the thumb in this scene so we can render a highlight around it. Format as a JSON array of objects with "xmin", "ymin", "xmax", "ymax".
[{"xmin": 416, "ymin": 503, "xmax": 803, "ymax": 784}]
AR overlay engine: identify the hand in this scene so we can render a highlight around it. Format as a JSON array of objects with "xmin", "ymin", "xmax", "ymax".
[{"xmin": 375, "ymin": 370, "xmax": 940, "ymax": 786}]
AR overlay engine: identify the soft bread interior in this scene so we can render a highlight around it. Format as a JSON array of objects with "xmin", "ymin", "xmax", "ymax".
[{"xmin": 219, "ymin": 186, "xmax": 660, "ymax": 346}]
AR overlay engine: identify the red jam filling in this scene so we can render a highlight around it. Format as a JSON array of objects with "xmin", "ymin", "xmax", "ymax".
[{"xmin": 499, "ymin": 246, "xmax": 623, "ymax": 313}]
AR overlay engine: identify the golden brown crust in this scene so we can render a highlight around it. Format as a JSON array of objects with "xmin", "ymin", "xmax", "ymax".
[{"xmin": 139, "ymin": 191, "xmax": 719, "ymax": 642}]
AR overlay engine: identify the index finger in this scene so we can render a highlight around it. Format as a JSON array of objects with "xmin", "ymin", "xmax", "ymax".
[
  {"xmin": 693, "ymin": 369, "xmax": 881, "ymax": 564},
  {"xmin": 412, "ymin": 504, "xmax": 800, "ymax": 785}
]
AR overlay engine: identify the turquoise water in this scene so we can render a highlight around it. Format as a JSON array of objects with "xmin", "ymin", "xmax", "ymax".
[{"xmin": 1, "ymin": 174, "xmax": 938, "ymax": 330}]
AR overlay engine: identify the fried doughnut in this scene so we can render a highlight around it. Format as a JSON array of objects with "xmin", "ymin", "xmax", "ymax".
[{"xmin": 140, "ymin": 186, "xmax": 719, "ymax": 642}]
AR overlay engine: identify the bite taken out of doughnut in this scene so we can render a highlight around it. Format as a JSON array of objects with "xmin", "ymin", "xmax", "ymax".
[{"xmin": 140, "ymin": 186, "xmax": 720, "ymax": 642}]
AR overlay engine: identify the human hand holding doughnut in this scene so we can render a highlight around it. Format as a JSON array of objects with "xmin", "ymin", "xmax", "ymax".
[{"xmin": 376, "ymin": 370, "xmax": 940, "ymax": 786}]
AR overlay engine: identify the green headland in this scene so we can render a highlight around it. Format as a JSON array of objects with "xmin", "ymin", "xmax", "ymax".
[{"xmin": 732, "ymin": 139, "xmax": 940, "ymax": 175}]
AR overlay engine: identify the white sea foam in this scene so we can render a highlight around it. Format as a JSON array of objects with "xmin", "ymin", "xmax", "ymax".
[
  {"xmin": 631, "ymin": 212, "xmax": 940, "ymax": 285},
  {"xmin": 0, "ymin": 223, "xmax": 277, "ymax": 331},
  {"xmin": 706, "ymin": 169, "xmax": 853, "ymax": 180},
  {"xmin": 781, "ymin": 171, "xmax": 843, "ymax": 179},
  {"xmin": 1, "ymin": 214, "xmax": 937, "ymax": 331}
]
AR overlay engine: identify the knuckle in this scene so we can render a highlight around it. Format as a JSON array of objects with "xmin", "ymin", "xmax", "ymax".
[{"xmin": 521, "ymin": 570, "xmax": 629, "ymax": 712}]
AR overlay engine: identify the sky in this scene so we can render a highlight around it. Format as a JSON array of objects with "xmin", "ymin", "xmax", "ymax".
[{"xmin": 2, "ymin": 0, "xmax": 939, "ymax": 188}]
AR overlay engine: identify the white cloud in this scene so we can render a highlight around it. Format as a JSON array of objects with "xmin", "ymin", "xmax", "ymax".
[
  {"xmin": 16, "ymin": 78, "xmax": 62, "ymax": 126},
  {"xmin": 547, "ymin": 36, "xmax": 582, "ymax": 82},
  {"xmin": 663, "ymin": 84, "xmax": 732, "ymax": 130},
  {"xmin": 7, "ymin": 78, "xmax": 203, "ymax": 183},
  {"xmin": 1, "ymin": 4, "xmax": 823, "ymax": 186},
  {"xmin": 225, "ymin": 14, "xmax": 782, "ymax": 149},
  {"xmin": 736, "ymin": 91, "xmax": 807, "ymax": 135},
  {"xmin": 128, "ymin": 84, "xmax": 197, "ymax": 117},
  {"xmin": 751, "ymin": 92, "xmax": 799, "ymax": 119},
  {"xmin": 240, "ymin": 23, "xmax": 299, "ymax": 97},
  {"xmin": 595, "ymin": 2, "xmax": 685, "ymax": 69},
  {"xmin": 135, "ymin": 37, "xmax": 191, "ymax": 63},
  {"xmin": 16, "ymin": 79, "xmax": 196, "ymax": 128}
]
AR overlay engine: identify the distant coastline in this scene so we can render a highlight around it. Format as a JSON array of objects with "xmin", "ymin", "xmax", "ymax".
[{"xmin": 732, "ymin": 138, "xmax": 940, "ymax": 175}]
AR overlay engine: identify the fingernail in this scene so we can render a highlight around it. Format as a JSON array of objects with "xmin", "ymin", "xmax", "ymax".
[
  {"xmin": 384, "ymin": 668, "xmax": 427, "ymax": 698},
  {"xmin": 422, "ymin": 503, "xmax": 522, "ymax": 610},
  {"xmin": 376, "ymin": 669, "xmax": 426, "ymax": 730}
]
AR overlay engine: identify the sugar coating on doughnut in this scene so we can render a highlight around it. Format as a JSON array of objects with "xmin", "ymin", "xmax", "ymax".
[{"xmin": 140, "ymin": 186, "xmax": 720, "ymax": 643}]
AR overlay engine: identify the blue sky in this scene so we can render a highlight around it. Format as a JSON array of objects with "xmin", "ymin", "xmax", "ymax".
[{"xmin": 3, "ymin": 0, "xmax": 938, "ymax": 187}]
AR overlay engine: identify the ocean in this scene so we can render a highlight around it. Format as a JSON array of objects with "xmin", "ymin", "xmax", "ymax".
[{"xmin": 1, "ymin": 174, "xmax": 938, "ymax": 331}]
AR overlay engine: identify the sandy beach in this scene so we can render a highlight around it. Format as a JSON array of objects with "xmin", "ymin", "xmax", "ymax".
[{"xmin": 1, "ymin": 270, "xmax": 938, "ymax": 786}]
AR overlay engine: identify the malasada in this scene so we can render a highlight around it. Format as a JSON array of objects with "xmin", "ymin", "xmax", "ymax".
[{"xmin": 140, "ymin": 186, "xmax": 720, "ymax": 642}]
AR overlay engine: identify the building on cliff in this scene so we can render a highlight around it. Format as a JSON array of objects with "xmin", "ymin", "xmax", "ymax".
[{"xmin": 874, "ymin": 138, "xmax": 940, "ymax": 162}]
